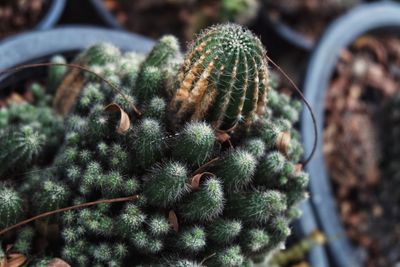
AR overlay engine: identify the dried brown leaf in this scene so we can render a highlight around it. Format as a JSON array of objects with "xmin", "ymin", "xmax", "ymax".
[
  {"xmin": 353, "ymin": 36, "xmax": 387, "ymax": 65},
  {"xmin": 168, "ymin": 210, "xmax": 179, "ymax": 232},
  {"xmin": 189, "ymin": 172, "xmax": 215, "ymax": 190},
  {"xmin": 6, "ymin": 93, "xmax": 25, "ymax": 105},
  {"xmin": 53, "ymin": 67, "xmax": 85, "ymax": 115},
  {"xmin": 5, "ymin": 254, "xmax": 26, "ymax": 267},
  {"xmin": 214, "ymin": 131, "xmax": 230, "ymax": 143},
  {"xmin": 104, "ymin": 103, "xmax": 131, "ymax": 134},
  {"xmin": 46, "ymin": 258, "xmax": 71, "ymax": 267},
  {"xmin": 276, "ymin": 131, "xmax": 291, "ymax": 156},
  {"xmin": 294, "ymin": 164, "xmax": 303, "ymax": 174}
]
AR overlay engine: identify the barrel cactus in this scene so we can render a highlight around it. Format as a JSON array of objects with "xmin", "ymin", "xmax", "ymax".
[
  {"xmin": 170, "ymin": 24, "xmax": 269, "ymax": 130},
  {"xmin": 0, "ymin": 24, "xmax": 308, "ymax": 266}
]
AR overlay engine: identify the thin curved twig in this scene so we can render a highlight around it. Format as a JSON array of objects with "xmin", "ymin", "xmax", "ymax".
[
  {"xmin": 266, "ymin": 55, "xmax": 318, "ymax": 166},
  {"xmin": 0, "ymin": 62, "xmax": 141, "ymax": 116},
  {"xmin": 0, "ymin": 195, "xmax": 139, "ymax": 236}
]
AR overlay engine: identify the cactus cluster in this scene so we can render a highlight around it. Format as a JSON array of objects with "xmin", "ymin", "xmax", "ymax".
[
  {"xmin": 0, "ymin": 24, "xmax": 308, "ymax": 266},
  {"xmin": 0, "ymin": 82, "xmax": 64, "ymax": 177}
]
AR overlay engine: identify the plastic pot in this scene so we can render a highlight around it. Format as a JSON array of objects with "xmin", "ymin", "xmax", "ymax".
[
  {"xmin": 0, "ymin": 26, "xmax": 153, "ymax": 89},
  {"xmin": 263, "ymin": 13, "xmax": 314, "ymax": 51},
  {"xmin": 89, "ymin": 0, "xmax": 123, "ymax": 29},
  {"xmin": 35, "ymin": 0, "xmax": 66, "ymax": 30},
  {"xmin": 293, "ymin": 201, "xmax": 329, "ymax": 267},
  {"xmin": 0, "ymin": 0, "xmax": 66, "ymax": 40},
  {"xmin": 301, "ymin": 2, "xmax": 400, "ymax": 267},
  {"xmin": 263, "ymin": 0, "xmax": 366, "ymax": 51}
]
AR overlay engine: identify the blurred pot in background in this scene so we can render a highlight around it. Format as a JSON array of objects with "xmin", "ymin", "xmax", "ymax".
[
  {"xmin": 302, "ymin": 2, "xmax": 400, "ymax": 267},
  {"xmin": 0, "ymin": 0, "xmax": 65, "ymax": 39},
  {"xmin": 90, "ymin": 0, "xmax": 260, "ymax": 42},
  {"xmin": 262, "ymin": 0, "xmax": 362, "ymax": 50}
]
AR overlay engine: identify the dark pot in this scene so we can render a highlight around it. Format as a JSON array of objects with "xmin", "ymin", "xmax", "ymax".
[
  {"xmin": 263, "ymin": 0, "xmax": 365, "ymax": 51},
  {"xmin": 0, "ymin": 26, "xmax": 153, "ymax": 89},
  {"xmin": 0, "ymin": 0, "xmax": 66, "ymax": 40},
  {"xmin": 301, "ymin": 2, "xmax": 400, "ymax": 267},
  {"xmin": 263, "ymin": 13, "xmax": 314, "ymax": 51},
  {"xmin": 35, "ymin": 0, "xmax": 66, "ymax": 30},
  {"xmin": 89, "ymin": 0, "xmax": 123, "ymax": 29},
  {"xmin": 293, "ymin": 202, "xmax": 329, "ymax": 267}
]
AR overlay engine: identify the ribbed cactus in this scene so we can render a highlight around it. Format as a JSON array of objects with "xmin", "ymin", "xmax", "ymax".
[
  {"xmin": 0, "ymin": 24, "xmax": 309, "ymax": 267},
  {"xmin": 170, "ymin": 23, "xmax": 269, "ymax": 130}
]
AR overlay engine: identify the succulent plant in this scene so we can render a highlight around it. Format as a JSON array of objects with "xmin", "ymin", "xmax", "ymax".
[
  {"xmin": 0, "ymin": 81, "xmax": 63, "ymax": 177},
  {"xmin": 0, "ymin": 24, "xmax": 308, "ymax": 266},
  {"xmin": 47, "ymin": 55, "xmax": 67, "ymax": 92},
  {"xmin": 170, "ymin": 24, "xmax": 269, "ymax": 130},
  {"xmin": 0, "ymin": 186, "xmax": 24, "ymax": 228}
]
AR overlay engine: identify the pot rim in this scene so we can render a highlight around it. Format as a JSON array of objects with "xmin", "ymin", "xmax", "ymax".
[{"xmin": 0, "ymin": 26, "xmax": 154, "ymax": 88}]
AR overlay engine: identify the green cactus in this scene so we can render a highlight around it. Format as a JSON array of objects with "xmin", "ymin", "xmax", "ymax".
[
  {"xmin": 172, "ymin": 122, "xmax": 216, "ymax": 166},
  {"xmin": 170, "ymin": 23, "xmax": 269, "ymax": 130},
  {"xmin": 0, "ymin": 24, "xmax": 309, "ymax": 266},
  {"xmin": 239, "ymin": 228, "xmax": 270, "ymax": 254},
  {"xmin": 0, "ymin": 186, "xmax": 24, "ymax": 228},
  {"xmin": 134, "ymin": 35, "xmax": 181, "ymax": 104},
  {"xmin": 207, "ymin": 218, "xmax": 242, "ymax": 244},
  {"xmin": 175, "ymin": 226, "xmax": 206, "ymax": 253},
  {"xmin": 0, "ymin": 125, "xmax": 45, "ymax": 175},
  {"xmin": 131, "ymin": 118, "xmax": 165, "ymax": 169},
  {"xmin": 14, "ymin": 226, "xmax": 35, "ymax": 254},
  {"xmin": 81, "ymin": 43, "xmax": 121, "ymax": 66},
  {"xmin": 143, "ymin": 161, "xmax": 189, "ymax": 207},
  {"xmin": 0, "ymin": 91, "xmax": 63, "ymax": 177},
  {"xmin": 178, "ymin": 178, "xmax": 224, "ymax": 221},
  {"xmin": 212, "ymin": 149, "xmax": 257, "ymax": 191},
  {"xmin": 225, "ymin": 190, "xmax": 287, "ymax": 223},
  {"xmin": 145, "ymin": 96, "xmax": 167, "ymax": 120},
  {"xmin": 33, "ymin": 180, "xmax": 70, "ymax": 213},
  {"xmin": 207, "ymin": 245, "xmax": 245, "ymax": 267},
  {"xmin": 47, "ymin": 55, "xmax": 67, "ymax": 91}
]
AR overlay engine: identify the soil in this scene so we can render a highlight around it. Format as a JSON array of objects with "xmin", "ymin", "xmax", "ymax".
[
  {"xmin": 265, "ymin": 0, "xmax": 360, "ymax": 44},
  {"xmin": 0, "ymin": 0, "xmax": 47, "ymax": 39},
  {"xmin": 324, "ymin": 36, "xmax": 400, "ymax": 267}
]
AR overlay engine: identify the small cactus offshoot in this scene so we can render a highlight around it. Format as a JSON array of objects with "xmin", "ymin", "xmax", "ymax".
[{"xmin": 0, "ymin": 187, "xmax": 24, "ymax": 228}]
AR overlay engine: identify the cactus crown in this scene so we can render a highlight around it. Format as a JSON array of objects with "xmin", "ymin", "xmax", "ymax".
[
  {"xmin": 0, "ymin": 24, "xmax": 308, "ymax": 267},
  {"xmin": 171, "ymin": 24, "xmax": 269, "ymax": 130}
]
